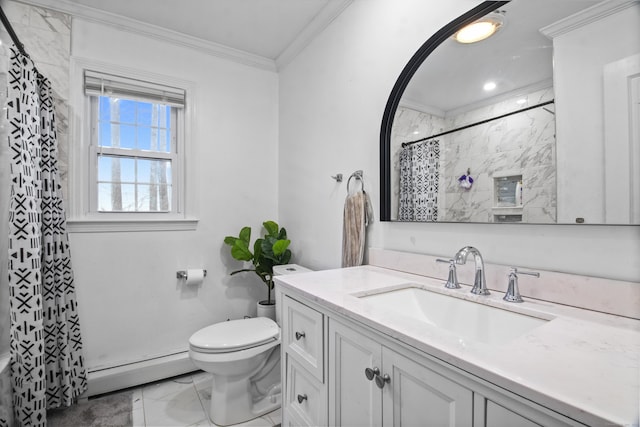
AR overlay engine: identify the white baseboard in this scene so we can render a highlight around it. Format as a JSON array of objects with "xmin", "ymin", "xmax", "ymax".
[{"xmin": 86, "ymin": 351, "xmax": 197, "ymax": 397}]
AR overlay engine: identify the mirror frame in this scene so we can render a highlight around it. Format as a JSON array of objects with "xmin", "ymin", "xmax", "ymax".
[{"xmin": 379, "ymin": 1, "xmax": 510, "ymax": 221}]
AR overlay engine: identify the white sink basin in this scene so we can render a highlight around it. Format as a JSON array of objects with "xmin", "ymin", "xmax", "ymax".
[{"xmin": 359, "ymin": 286, "xmax": 549, "ymax": 345}]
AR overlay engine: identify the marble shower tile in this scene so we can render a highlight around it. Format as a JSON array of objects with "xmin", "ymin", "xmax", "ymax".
[
  {"xmin": 28, "ymin": 6, "xmax": 71, "ymax": 34},
  {"xmin": 2, "ymin": 2, "xmax": 30, "ymax": 27},
  {"xmin": 9, "ymin": 26, "xmax": 70, "ymax": 68}
]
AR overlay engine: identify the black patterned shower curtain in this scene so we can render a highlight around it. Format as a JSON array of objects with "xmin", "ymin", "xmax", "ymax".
[
  {"xmin": 398, "ymin": 140, "xmax": 440, "ymax": 221},
  {"xmin": 7, "ymin": 47, "xmax": 87, "ymax": 426}
]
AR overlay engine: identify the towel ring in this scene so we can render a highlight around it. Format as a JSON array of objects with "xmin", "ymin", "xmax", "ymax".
[{"xmin": 347, "ymin": 170, "xmax": 364, "ymax": 193}]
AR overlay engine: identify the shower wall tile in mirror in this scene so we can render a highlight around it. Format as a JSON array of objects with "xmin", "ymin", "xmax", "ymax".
[{"xmin": 392, "ymin": 87, "xmax": 556, "ymax": 223}]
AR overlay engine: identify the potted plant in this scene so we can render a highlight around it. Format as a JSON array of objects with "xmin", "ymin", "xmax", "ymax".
[{"xmin": 224, "ymin": 220, "xmax": 292, "ymax": 319}]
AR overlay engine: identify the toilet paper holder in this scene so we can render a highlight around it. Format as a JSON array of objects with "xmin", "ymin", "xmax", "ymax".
[{"xmin": 176, "ymin": 270, "xmax": 207, "ymax": 279}]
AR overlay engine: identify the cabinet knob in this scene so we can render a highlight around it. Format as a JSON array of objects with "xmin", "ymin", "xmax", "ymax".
[
  {"xmin": 295, "ymin": 331, "xmax": 306, "ymax": 340},
  {"xmin": 375, "ymin": 373, "xmax": 391, "ymax": 389},
  {"xmin": 297, "ymin": 393, "xmax": 308, "ymax": 404},
  {"xmin": 364, "ymin": 367, "xmax": 380, "ymax": 381}
]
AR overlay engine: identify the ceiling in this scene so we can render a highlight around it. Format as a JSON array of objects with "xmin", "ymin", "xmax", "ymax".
[
  {"xmin": 402, "ymin": 0, "xmax": 601, "ymax": 114},
  {"xmin": 24, "ymin": 0, "xmax": 352, "ymax": 68}
]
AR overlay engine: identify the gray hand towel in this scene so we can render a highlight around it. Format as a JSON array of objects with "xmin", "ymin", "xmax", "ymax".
[{"xmin": 342, "ymin": 190, "xmax": 373, "ymax": 267}]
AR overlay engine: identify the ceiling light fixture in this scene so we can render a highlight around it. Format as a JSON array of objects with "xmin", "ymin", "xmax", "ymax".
[
  {"xmin": 453, "ymin": 12, "xmax": 504, "ymax": 44},
  {"xmin": 483, "ymin": 81, "xmax": 497, "ymax": 91}
]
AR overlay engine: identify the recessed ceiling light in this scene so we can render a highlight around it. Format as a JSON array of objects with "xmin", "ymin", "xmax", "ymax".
[
  {"xmin": 453, "ymin": 13, "xmax": 504, "ymax": 44},
  {"xmin": 516, "ymin": 98, "xmax": 527, "ymax": 105},
  {"xmin": 483, "ymin": 81, "xmax": 497, "ymax": 91}
]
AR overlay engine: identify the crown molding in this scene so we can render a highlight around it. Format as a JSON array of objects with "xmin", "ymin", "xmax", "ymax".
[
  {"xmin": 540, "ymin": 0, "xmax": 638, "ymax": 38},
  {"xmin": 444, "ymin": 78, "xmax": 554, "ymax": 118},
  {"xmin": 400, "ymin": 79, "xmax": 554, "ymax": 118},
  {"xmin": 398, "ymin": 98, "xmax": 445, "ymax": 117},
  {"xmin": 276, "ymin": 0, "xmax": 353, "ymax": 70},
  {"xmin": 12, "ymin": 0, "xmax": 278, "ymax": 71}
]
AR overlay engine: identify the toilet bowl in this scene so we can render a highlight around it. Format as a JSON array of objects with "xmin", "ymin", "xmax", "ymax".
[
  {"xmin": 189, "ymin": 264, "xmax": 311, "ymax": 426},
  {"xmin": 189, "ymin": 317, "xmax": 281, "ymax": 426}
]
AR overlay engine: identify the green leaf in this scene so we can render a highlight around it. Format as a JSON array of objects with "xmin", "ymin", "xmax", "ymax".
[
  {"xmin": 263, "ymin": 221, "xmax": 278, "ymax": 237},
  {"xmin": 260, "ymin": 236, "xmax": 276, "ymax": 259},
  {"xmin": 278, "ymin": 227, "xmax": 288, "ymax": 240},
  {"xmin": 254, "ymin": 238, "xmax": 264, "ymax": 264},
  {"xmin": 281, "ymin": 249, "xmax": 292, "ymax": 264},
  {"xmin": 231, "ymin": 240, "xmax": 252, "ymax": 261},
  {"xmin": 223, "ymin": 236, "xmax": 237, "ymax": 246},
  {"xmin": 239, "ymin": 227, "xmax": 251, "ymax": 245},
  {"xmin": 273, "ymin": 239, "xmax": 290, "ymax": 256}
]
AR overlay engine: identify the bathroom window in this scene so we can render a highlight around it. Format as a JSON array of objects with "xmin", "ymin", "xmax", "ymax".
[
  {"xmin": 90, "ymin": 95, "xmax": 177, "ymax": 213},
  {"xmin": 68, "ymin": 65, "xmax": 197, "ymax": 231}
]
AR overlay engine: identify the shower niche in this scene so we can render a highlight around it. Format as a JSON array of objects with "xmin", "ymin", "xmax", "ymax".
[{"xmin": 493, "ymin": 173, "xmax": 523, "ymax": 222}]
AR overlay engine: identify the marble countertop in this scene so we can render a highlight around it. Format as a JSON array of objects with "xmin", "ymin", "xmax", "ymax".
[{"xmin": 275, "ymin": 266, "xmax": 640, "ymax": 426}]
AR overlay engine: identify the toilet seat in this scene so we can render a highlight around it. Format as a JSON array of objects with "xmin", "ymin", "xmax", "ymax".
[
  {"xmin": 189, "ymin": 337, "xmax": 280, "ymax": 364},
  {"xmin": 189, "ymin": 317, "xmax": 280, "ymax": 354}
]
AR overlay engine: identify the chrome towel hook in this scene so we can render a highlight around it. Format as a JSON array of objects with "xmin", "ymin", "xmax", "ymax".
[{"xmin": 347, "ymin": 170, "xmax": 364, "ymax": 193}]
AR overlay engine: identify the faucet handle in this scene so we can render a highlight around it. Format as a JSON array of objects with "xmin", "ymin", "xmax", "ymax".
[
  {"xmin": 504, "ymin": 267, "xmax": 540, "ymax": 303},
  {"xmin": 512, "ymin": 267, "xmax": 541, "ymax": 278},
  {"xmin": 436, "ymin": 259, "xmax": 461, "ymax": 289}
]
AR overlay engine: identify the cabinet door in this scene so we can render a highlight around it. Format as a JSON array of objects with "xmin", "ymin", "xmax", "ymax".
[
  {"xmin": 474, "ymin": 394, "xmax": 580, "ymax": 427},
  {"xmin": 329, "ymin": 319, "xmax": 383, "ymax": 427},
  {"xmin": 381, "ymin": 347, "xmax": 473, "ymax": 427},
  {"xmin": 485, "ymin": 400, "xmax": 541, "ymax": 427}
]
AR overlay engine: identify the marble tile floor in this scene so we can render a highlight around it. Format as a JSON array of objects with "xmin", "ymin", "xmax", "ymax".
[{"xmin": 101, "ymin": 371, "xmax": 281, "ymax": 427}]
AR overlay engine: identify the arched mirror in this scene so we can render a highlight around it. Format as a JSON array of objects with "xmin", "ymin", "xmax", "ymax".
[{"xmin": 380, "ymin": 0, "xmax": 640, "ymax": 224}]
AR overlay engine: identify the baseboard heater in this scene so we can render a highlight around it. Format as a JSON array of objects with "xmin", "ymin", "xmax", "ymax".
[{"xmin": 85, "ymin": 351, "xmax": 197, "ymax": 397}]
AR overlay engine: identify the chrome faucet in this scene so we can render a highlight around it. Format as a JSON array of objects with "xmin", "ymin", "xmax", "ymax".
[{"xmin": 454, "ymin": 246, "xmax": 489, "ymax": 295}]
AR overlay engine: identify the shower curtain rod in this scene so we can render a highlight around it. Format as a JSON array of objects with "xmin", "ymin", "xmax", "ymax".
[
  {"xmin": 0, "ymin": 6, "xmax": 29, "ymax": 58},
  {"xmin": 401, "ymin": 99, "xmax": 555, "ymax": 148}
]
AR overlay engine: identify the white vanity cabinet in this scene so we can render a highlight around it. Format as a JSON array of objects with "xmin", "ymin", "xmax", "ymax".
[
  {"xmin": 329, "ymin": 318, "xmax": 473, "ymax": 426},
  {"xmin": 281, "ymin": 291, "xmax": 586, "ymax": 427}
]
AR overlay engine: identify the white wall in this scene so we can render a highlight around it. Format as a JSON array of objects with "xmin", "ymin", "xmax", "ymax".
[
  {"xmin": 279, "ymin": 0, "xmax": 640, "ymax": 282},
  {"xmin": 70, "ymin": 19, "xmax": 279, "ymax": 370}
]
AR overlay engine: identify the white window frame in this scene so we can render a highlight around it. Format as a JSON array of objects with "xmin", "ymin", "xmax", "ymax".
[{"xmin": 68, "ymin": 58, "xmax": 198, "ymax": 232}]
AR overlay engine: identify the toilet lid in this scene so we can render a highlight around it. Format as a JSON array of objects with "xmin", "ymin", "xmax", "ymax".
[{"xmin": 189, "ymin": 317, "xmax": 279, "ymax": 352}]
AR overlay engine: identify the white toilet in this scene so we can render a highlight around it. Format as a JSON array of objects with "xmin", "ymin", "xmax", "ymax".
[{"xmin": 188, "ymin": 264, "xmax": 311, "ymax": 426}]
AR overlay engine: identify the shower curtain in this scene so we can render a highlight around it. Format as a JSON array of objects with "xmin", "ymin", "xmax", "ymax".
[
  {"xmin": 398, "ymin": 140, "xmax": 440, "ymax": 221},
  {"xmin": 7, "ymin": 47, "xmax": 87, "ymax": 426}
]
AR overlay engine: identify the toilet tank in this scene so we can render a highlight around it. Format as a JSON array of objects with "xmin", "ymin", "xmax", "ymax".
[
  {"xmin": 273, "ymin": 264, "xmax": 312, "ymax": 325},
  {"xmin": 273, "ymin": 264, "xmax": 312, "ymax": 276}
]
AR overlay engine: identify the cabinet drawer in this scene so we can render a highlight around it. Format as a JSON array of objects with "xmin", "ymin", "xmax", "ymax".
[
  {"xmin": 283, "ymin": 296, "xmax": 324, "ymax": 381},
  {"xmin": 286, "ymin": 357, "xmax": 326, "ymax": 426}
]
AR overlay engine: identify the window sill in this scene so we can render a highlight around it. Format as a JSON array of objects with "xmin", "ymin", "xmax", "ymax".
[{"xmin": 67, "ymin": 217, "xmax": 199, "ymax": 233}]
